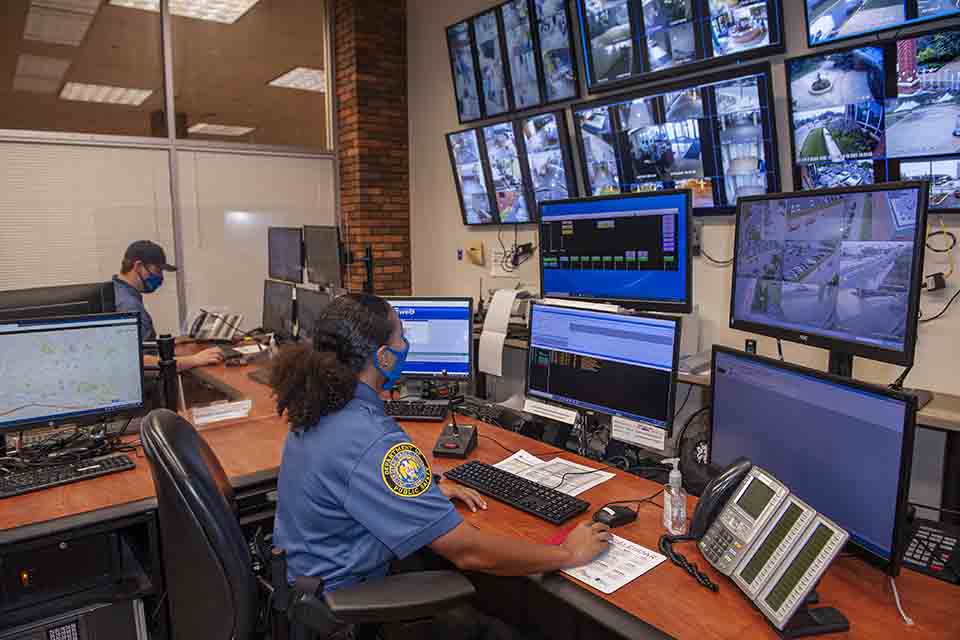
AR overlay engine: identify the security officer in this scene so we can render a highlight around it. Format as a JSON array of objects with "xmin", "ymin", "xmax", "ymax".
[
  {"xmin": 113, "ymin": 240, "xmax": 222, "ymax": 371},
  {"xmin": 271, "ymin": 293, "xmax": 610, "ymax": 594}
]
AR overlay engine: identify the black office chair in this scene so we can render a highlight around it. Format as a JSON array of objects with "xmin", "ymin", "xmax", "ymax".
[{"xmin": 140, "ymin": 409, "xmax": 475, "ymax": 640}]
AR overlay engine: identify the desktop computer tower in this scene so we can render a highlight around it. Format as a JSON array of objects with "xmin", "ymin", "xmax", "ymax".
[{"xmin": 0, "ymin": 600, "xmax": 147, "ymax": 640}]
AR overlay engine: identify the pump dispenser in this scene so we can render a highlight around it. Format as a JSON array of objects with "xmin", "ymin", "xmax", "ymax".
[{"xmin": 662, "ymin": 458, "xmax": 688, "ymax": 535}]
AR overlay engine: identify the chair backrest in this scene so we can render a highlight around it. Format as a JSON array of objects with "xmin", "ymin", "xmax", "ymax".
[{"xmin": 141, "ymin": 409, "xmax": 259, "ymax": 640}]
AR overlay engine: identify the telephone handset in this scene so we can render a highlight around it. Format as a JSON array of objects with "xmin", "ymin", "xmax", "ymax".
[{"xmin": 689, "ymin": 457, "xmax": 753, "ymax": 539}]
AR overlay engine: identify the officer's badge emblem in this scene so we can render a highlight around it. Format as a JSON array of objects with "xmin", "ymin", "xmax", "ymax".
[{"xmin": 381, "ymin": 443, "xmax": 432, "ymax": 497}]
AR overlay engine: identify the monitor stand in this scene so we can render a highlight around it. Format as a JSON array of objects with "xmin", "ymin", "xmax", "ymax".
[{"xmin": 828, "ymin": 351, "xmax": 932, "ymax": 410}]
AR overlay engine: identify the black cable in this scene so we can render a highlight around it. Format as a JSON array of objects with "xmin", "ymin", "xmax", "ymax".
[
  {"xmin": 676, "ymin": 405, "xmax": 711, "ymax": 450},
  {"xmin": 926, "ymin": 229, "xmax": 957, "ymax": 253},
  {"xmin": 659, "ymin": 535, "xmax": 719, "ymax": 592},
  {"xmin": 920, "ymin": 288, "xmax": 960, "ymax": 324},
  {"xmin": 891, "ymin": 365, "xmax": 912, "ymax": 391},
  {"xmin": 600, "ymin": 489, "xmax": 664, "ymax": 512},
  {"xmin": 479, "ymin": 434, "xmax": 517, "ymax": 455},
  {"xmin": 674, "ymin": 384, "xmax": 693, "ymax": 419},
  {"xmin": 548, "ymin": 465, "xmax": 617, "ymax": 490},
  {"xmin": 777, "ymin": 339, "xmax": 784, "ymax": 361}
]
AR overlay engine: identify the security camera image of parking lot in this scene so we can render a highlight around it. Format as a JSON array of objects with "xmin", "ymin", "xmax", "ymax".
[{"xmin": 733, "ymin": 188, "xmax": 919, "ymax": 351}]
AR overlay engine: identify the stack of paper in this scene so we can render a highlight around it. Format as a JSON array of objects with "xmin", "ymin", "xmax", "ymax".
[{"xmin": 493, "ymin": 450, "xmax": 614, "ymax": 497}]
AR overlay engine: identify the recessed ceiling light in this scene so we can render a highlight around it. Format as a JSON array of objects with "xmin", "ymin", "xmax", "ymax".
[
  {"xmin": 269, "ymin": 67, "xmax": 326, "ymax": 93},
  {"xmin": 24, "ymin": 5, "xmax": 94, "ymax": 46},
  {"xmin": 59, "ymin": 82, "xmax": 154, "ymax": 106},
  {"xmin": 13, "ymin": 54, "xmax": 72, "ymax": 94},
  {"xmin": 188, "ymin": 123, "xmax": 256, "ymax": 136},
  {"xmin": 34, "ymin": 0, "xmax": 102, "ymax": 14},
  {"xmin": 109, "ymin": 0, "xmax": 260, "ymax": 24}
]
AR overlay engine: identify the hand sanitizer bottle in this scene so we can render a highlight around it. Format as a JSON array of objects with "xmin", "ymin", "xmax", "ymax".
[{"xmin": 662, "ymin": 458, "xmax": 687, "ymax": 536}]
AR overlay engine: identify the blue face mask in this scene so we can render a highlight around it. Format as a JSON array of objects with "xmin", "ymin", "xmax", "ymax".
[
  {"xmin": 140, "ymin": 268, "xmax": 164, "ymax": 294},
  {"xmin": 374, "ymin": 336, "xmax": 410, "ymax": 391}
]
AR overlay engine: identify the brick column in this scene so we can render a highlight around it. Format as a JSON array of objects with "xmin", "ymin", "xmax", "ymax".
[{"xmin": 335, "ymin": 0, "xmax": 411, "ymax": 295}]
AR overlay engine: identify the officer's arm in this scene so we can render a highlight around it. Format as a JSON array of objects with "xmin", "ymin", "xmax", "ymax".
[{"xmin": 429, "ymin": 519, "xmax": 610, "ymax": 576}]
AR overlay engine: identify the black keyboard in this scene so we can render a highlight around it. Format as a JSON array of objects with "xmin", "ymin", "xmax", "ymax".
[
  {"xmin": 444, "ymin": 460, "xmax": 589, "ymax": 525},
  {"xmin": 0, "ymin": 454, "xmax": 136, "ymax": 500},
  {"xmin": 384, "ymin": 400, "xmax": 448, "ymax": 422}
]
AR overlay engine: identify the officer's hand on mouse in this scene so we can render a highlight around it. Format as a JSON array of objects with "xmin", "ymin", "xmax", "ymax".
[
  {"xmin": 187, "ymin": 348, "xmax": 225, "ymax": 369},
  {"xmin": 561, "ymin": 521, "xmax": 611, "ymax": 568},
  {"xmin": 440, "ymin": 484, "xmax": 488, "ymax": 513}
]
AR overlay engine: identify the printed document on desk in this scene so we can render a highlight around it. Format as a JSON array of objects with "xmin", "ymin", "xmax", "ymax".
[
  {"xmin": 493, "ymin": 449, "xmax": 545, "ymax": 475},
  {"xmin": 517, "ymin": 458, "xmax": 614, "ymax": 497},
  {"xmin": 563, "ymin": 535, "xmax": 666, "ymax": 594}
]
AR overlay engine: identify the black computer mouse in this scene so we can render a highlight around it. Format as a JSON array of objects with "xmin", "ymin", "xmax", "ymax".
[{"xmin": 592, "ymin": 505, "xmax": 637, "ymax": 528}]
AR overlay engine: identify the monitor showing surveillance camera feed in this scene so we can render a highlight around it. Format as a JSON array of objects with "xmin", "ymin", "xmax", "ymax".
[
  {"xmin": 483, "ymin": 122, "xmax": 534, "ymax": 223},
  {"xmin": 521, "ymin": 112, "xmax": 576, "ymax": 205},
  {"xmin": 448, "ymin": 129, "xmax": 496, "ymax": 225},
  {"xmin": 503, "ymin": 0, "xmax": 543, "ymax": 110},
  {"xmin": 448, "ymin": 21, "xmax": 483, "ymax": 122},
  {"xmin": 805, "ymin": 0, "xmax": 960, "ymax": 47},
  {"xmin": 474, "ymin": 11, "xmax": 510, "ymax": 118}
]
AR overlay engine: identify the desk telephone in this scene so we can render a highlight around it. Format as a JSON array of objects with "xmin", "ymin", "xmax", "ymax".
[
  {"xmin": 187, "ymin": 310, "xmax": 244, "ymax": 343},
  {"xmin": 662, "ymin": 459, "xmax": 850, "ymax": 636}
]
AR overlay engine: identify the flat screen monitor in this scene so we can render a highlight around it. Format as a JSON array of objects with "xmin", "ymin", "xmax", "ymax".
[
  {"xmin": 521, "ymin": 112, "xmax": 578, "ymax": 206},
  {"xmin": 447, "ymin": 20, "xmax": 483, "ymax": 123},
  {"xmin": 730, "ymin": 183, "xmax": 928, "ymax": 368},
  {"xmin": 447, "ymin": 129, "xmax": 497, "ymax": 225},
  {"xmin": 526, "ymin": 303, "xmax": 681, "ymax": 432},
  {"xmin": 502, "ymin": 0, "xmax": 543, "ymax": 110},
  {"xmin": 805, "ymin": 0, "xmax": 960, "ymax": 47},
  {"xmin": 576, "ymin": 0, "xmax": 784, "ymax": 91},
  {"xmin": 539, "ymin": 190, "xmax": 692, "ymax": 313},
  {"xmin": 296, "ymin": 287, "xmax": 332, "ymax": 344},
  {"xmin": 268, "ymin": 227, "xmax": 303, "ymax": 284},
  {"xmin": 483, "ymin": 121, "xmax": 534, "ymax": 223},
  {"xmin": 533, "ymin": 0, "xmax": 579, "ymax": 103},
  {"xmin": 262, "ymin": 280, "xmax": 295, "ymax": 338},
  {"xmin": 383, "ymin": 297, "xmax": 473, "ymax": 380},
  {"xmin": 710, "ymin": 347, "xmax": 916, "ymax": 573},
  {"xmin": 0, "ymin": 313, "xmax": 144, "ymax": 433},
  {"xmin": 474, "ymin": 10, "xmax": 510, "ymax": 118},
  {"xmin": 303, "ymin": 225, "xmax": 342, "ymax": 288},
  {"xmin": 0, "ymin": 282, "xmax": 115, "ymax": 322},
  {"xmin": 573, "ymin": 63, "xmax": 780, "ymax": 215}
]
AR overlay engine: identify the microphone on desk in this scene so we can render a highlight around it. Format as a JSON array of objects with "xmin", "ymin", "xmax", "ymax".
[{"xmin": 198, "ymin": 309, "xmax": 266, "ymax": 351}]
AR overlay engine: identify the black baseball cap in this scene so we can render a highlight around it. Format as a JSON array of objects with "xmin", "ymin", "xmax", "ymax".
[{"xmin": 124, "ymin": 240, "xmax": 177, "ymax": 272}]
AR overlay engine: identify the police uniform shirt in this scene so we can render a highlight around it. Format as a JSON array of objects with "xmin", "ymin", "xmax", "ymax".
[
  {"xmin": 113, "ymin": 275, "xmax": 156, "ymax": 341},
  {"xmin": 274, "ymin": 382, "xmax": 463, "ymax": 591}
]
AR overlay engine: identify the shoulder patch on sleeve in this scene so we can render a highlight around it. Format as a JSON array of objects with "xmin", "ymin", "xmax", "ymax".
[{"xmin": 381, "ymin": 442, "xmax": 432, "ymax": 498}]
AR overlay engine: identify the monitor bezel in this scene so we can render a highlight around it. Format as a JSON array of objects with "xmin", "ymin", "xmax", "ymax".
[
  {"xmin": 262, "ymin": 280, "xmax": 295, "ymax": 337},
  {"xmin": 303, "ymin": 225, "xmax": 343, "ymax": 288},
  {"xmin": 728, "ymin": 181, "xmax": 929, "ymax": 368},
  {"xmin": 0, "ymin": 282, "xmax": 115, "ymax": 323},
  {"xmin": 0, "ymin": 312, "xmax": 146, "ymax": 435},
  {"xmin": 576, "ymin": 0, "xmax": 786, "ymax": 95},
  {"xmin": 537, "ymin": 189, "xmax": 694, "ymax": 313},
  {"xmin": 708, "ymin": 345, "xmax": 917, "ymax": 576},
  {"xmin": 570, "ymin": 61, "xmax": 782, "ymax": 216},
  {"xmin": 803, "ymin": 0, "xmax": 960, "ymax": 49},
  {"xmin": 267, "ymin": 226, "xmax": 304, "ymax": 284},
  {"xmin": 384, "ymin": 296, "xmax": 475, "ymax": 382},
  {"xmin": 524, "ymin": 301, "xmax": 682, "ymax": 435}
]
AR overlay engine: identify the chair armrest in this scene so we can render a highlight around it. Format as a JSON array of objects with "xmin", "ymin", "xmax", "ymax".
[{"xmin": 322, "ymin": 571, "xmax": 475, "ymax": 624}]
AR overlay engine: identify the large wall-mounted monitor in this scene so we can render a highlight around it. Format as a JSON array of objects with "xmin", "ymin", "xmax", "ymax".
[
  {"xmin": 521, "ymin": 111, "xmax": 579, "ymax": 207},
  {"xmin": 539, "ymin": 190, "xmax": 693, "ymax": 312},
  {"xmin": 576, "ymin": 0, "xmax": 784, "ymax": 93},
  {"xmin": 447, "ymin": 1, "xmax": 580, "ymax": 124},
  {"xmin": 448, "ymin": 128, "xmax": 497, "ymax": 225},
  {"xmin": 729, "ymin": 183, "xmax": 928, "ymax": 370},
  {"xmin": 572, "ymin": 63, "xmax": 780, "ymax": 215},
  {"xmin": 710, "ymin": 347, "xmax": 917, "ymax": 574},
  {"xmin": 787, "ymin": 27, "xmax": 960, "ymax": 213},
  {"xmin": 0, "ymin": 282, "xmax": 115, "ymax": 323},
  {"xmin": 805, "ymin": 0, "xmax": 960, "ymax": 48},
  {"xmin": 483, "ymin": 121, "xmax": 535, "ymax": 223}
]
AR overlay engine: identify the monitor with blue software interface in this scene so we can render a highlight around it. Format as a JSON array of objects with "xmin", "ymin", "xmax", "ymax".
[
  {"xmin": 384, "ymin": 298, "xmax": 473, "ymax": 380},
  {"xmin": 538, "ymin": 190, "xmax": 692, "ymax": 313},
  {"xmin": 525, "ymin": 303, "xmax": 681, "ymax": 433},
  {"xmin": 0, "ymin": 313, "xmax": 144, "ymax": 433},
  {"xmin": 710, "ymin": 346, "xmax": 916, "ymax": 574}
]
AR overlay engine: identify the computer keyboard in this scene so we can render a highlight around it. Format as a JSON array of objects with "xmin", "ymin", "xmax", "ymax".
[
  {"xmin": 384, "ymin": 400, "xmax": 449, "ymax": 422},
  {"xmin": 444, "ymin": 460, "xmax": 590, "ymax": 525},
  {"xmin": 0, "ymin": 453, "xmax": 136, "ymax": 500}
]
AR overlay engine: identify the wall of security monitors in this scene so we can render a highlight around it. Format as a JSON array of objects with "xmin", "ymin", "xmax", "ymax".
[{"xmin": 445, "ymin": 1, "xmax": 960, "ymax": 225}]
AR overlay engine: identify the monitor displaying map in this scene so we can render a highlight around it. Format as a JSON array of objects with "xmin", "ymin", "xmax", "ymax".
[{"xmin": 0, "ymin": 313, "xmax": 144, "ymax": 431}]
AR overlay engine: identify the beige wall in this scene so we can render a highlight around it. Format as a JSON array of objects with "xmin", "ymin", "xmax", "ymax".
[{"xmin": 408, "ymin": 0, "xmax": 960, "ymax": 396}]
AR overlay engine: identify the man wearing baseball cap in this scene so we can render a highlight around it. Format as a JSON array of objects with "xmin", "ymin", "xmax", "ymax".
[{"xmin": 114, "ymin": 241, "xmax": 222, "ymax": 371}]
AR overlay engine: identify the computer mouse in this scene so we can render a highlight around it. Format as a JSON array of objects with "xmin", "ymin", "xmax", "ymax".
[{"xmin": 593, "ymin": 505, "xmax": 637, "ymax": 529}]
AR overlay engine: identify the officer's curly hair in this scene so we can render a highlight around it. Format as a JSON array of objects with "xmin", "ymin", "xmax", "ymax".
[{"xmin": 269, "ymin": 293, "xmax": 394, "ymax": 430}]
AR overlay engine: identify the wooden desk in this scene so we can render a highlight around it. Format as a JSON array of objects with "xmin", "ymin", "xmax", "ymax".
[{"xmin": 3, "ymin": 356, "xmax": 960, "ymax": 640}]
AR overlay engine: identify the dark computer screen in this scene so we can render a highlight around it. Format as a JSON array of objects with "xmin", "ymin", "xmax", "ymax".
[
  {"xmin": 0, "ymin": 313, "xmax": 144, "ymax": 433},
  {"xmin": 303, "ymin": 225, "xmax": 342, "ymax": 288},
  {"xmin": 268, "ymin": 227, "xmax": 303, "ymax": 284},
  {"xmin": 0, "ymin": 282, "xmax": 115, "ymax": 322},
  {"xmin": 296, "ymin": 287, "xmax": 332, "ymax": 343},
  {"xmin": 262, "ymin": 280, "xmax": 295, "ymax": 338},
  {"xmin": 710, "ymin": 348, "xmax": 914, "ymax": 568},
  {"xmin": 730, "ymin": 184, "xmax": 927, "ymax": 365},
  {"xmin": 384, "ymin": 298, "xmax": 473, "ymax": 379},
  {"xmin": 539, "ymin": 191, "xmax": 691, "ymax": 312},
  {"xmin": 526, "ymin": 304, "xmax": 679, "ymax": 430}
]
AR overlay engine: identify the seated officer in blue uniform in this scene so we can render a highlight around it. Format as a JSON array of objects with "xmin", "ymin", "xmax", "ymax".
[{"xmin": 271, "ymin": 293, "xmax": 610, "ymax": 595}]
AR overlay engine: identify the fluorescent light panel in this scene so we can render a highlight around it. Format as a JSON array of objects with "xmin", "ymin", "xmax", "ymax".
[
  {"xmin": 269, "ymin": 67, "xmax": 326, "ymax": 93},
  {"xmin": 109, "ymin": 0, "xmax": 260, "ymax": 24},
  {"xmin": 13, "ymin": 54, "xmax": 72, "ymax": 94},
  {"xmin": 34, "ymin": 0, "xmax": 102, "ymax": 14},
  {"xmin": 24, "ymin": 5, "xmax": 94, "ymax": 46},
  {"xmin": 188, "ymin": 123, "xmax": 256, "ymax": 136},
  {"xmin": 60, "ymin": 82, "xmax": 154, "ymax": 106}
]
